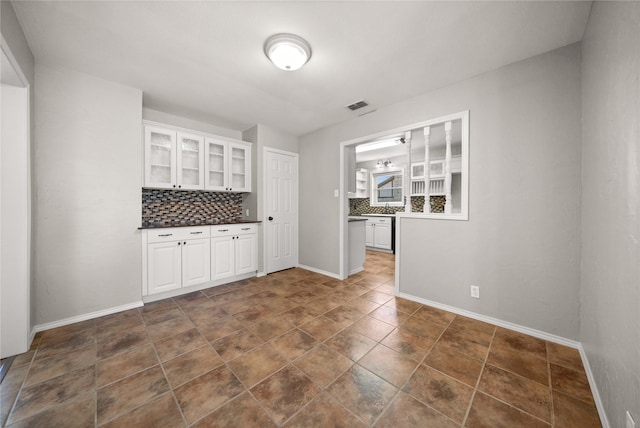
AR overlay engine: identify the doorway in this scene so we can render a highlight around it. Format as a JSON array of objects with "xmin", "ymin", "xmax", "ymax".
[
  {"xmin": 0, "ymin": 42, "xmax": 31, "ymax": 360},
  {"xmin": 264, "ymin": 148, "xmax": 298, "ymax": 274}
]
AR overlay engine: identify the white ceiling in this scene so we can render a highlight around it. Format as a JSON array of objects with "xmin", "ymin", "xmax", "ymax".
[{"xmin": 12, "ymin": 1, "xmax": 592, "ymax": 136}]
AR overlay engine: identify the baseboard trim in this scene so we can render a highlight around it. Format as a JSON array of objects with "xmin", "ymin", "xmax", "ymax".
[
  {"xmin": 349, "ymin": 266, "xmax": 364, "ymax": 276},
  {"xmin": 33, "ymin": 301, "xmax": 144, "ymax": 333},
  {"xmin": 297, "ymin": 264, "xmax": 341, "ymax": 280},
  {"xmin": 397, "ymin": 292, "xmax": 580, "ymax": 348},
  {"xmin": 577, "ymin": 345, "xmax": 610, "ymax": 428},
  {"xmin": 397, "ymin": 291, "xmax": 609, "ymax": 425}
]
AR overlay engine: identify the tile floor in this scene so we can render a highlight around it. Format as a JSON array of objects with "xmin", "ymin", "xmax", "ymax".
[{"xmin": 0, "ymin": 251, "xmax": 601, "ymax": 427}]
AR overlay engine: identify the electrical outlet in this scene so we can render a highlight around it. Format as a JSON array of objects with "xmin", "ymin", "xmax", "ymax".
[
  {"xmin": 627, "ymin": 411, "xmax": 636, "ymax": 428},
  {"xmin": 245, "ymin": 209, "xmax": 250, "ymax": 217},
  {"xmin": 334, "ymin": 189, "xmax": 339, "ymax": 198},
  {"xmin": 470, "ymin": 285, "xmax": 480, "ymax": 299}
]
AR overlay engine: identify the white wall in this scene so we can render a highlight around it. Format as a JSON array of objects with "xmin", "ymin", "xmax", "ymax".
[
  {"xmin": 300, "ymin": 43, "xmax": 582, "ymax": 339},
  {"xmin": 34, "ymin": 65, "xmax": 143, "ymax": 325},
  {"xmin": 142, "ymin": 108, "xmax": 242, "ymax": 140},
  {"xmin": 581, "ymin": 2, "xmax": 640, "ymax": 426}
]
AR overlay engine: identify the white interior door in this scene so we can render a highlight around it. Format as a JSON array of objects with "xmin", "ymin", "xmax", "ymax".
[{"xmin": 265, "ymin": 149, "xmax": 298, "ymax": 274}]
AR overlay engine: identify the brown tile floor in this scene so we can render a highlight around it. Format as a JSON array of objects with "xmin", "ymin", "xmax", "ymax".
[{"xmin": 0, "ymin": 251, "xmax": 602, "ymax": 427}]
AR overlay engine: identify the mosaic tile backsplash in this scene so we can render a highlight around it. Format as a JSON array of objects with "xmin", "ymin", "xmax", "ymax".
[
  {"xmin": 142, "ymin": 189, "xmax": 243, "ymax": 227},
  {"xmin": 349, "ymin": 196, "xmax": 445, "ymax": 215}
]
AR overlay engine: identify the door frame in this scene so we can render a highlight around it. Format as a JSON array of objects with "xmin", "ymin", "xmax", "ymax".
[
  {"xmin": 1, "ymin": 35, "xmax": 32, "ymax": 358},
  {"xmin": 263, "ymin": 147, "xmax": 299, "ymax": 275}
]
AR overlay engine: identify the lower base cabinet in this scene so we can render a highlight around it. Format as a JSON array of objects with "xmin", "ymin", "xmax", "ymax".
[
  {"xmin": 363, "ymin": 216, "xmax": 393, "ymax": 251},
  {"xmin": 211, "ymin": 224, "xmax": 258, "ymax": 281},
  {"xmin": 143, "ymin": 224, "xmax": 257, "ymax": 298}
]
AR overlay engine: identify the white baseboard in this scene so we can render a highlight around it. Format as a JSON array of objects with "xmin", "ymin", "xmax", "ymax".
[
  {"xmin": 397, "ymin": 291, "xmax": 609, "ymax": 426},
  {"xmin": 257, "ymin": 271, "xmax": 267, "ymax": 277},
  {"xmin": 577, "ymin": 345, "xmax": 610, "ymax": 428},
  {"xmin": 397, "ymin": 292, "xmax": 580, "ymax": 347},
  {"xmin": 349, "ymin": 266, "xmax": 364, "ymax": 276},
  {"xmin": 297, "ymin": 264, "xmax": 342, "ymax": 280},
  {"xmin": 32, "ymin": 301, "xmax": 144, "ymax": 333}
]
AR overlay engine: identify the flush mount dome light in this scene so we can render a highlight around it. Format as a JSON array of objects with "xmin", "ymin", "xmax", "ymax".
[{"xmin": 264, "ymin": 33, "xmax": 312, "ymax": 71}]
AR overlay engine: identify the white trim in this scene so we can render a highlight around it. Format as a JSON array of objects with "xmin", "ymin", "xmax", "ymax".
[
  {"xmin": 349, "ymin": 266, "xmax": 364, "ymax": 276},
  {"xmin": 257, "ymin": 271, "xmax": 267, "ymax": 277},
  {"xmin": 33, "ymin": 301, "xmax": 144, "ymax": 333},
  {"xmin": 397, "ymin": 291, "xmax": 580, "ymax": 348},
  {"xmin": 263, "ymin": 147, "xmax": 299, "ymax": 274},
  {"xmin": 297, "ymin": 264, "xmax": 342, "ymax": 280},
  {"xmin": 578, "ymin": 346, "xmax": 611, "ymax": 428}
]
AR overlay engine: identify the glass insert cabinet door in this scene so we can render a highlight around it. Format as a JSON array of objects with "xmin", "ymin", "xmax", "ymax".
[
  {"xmin": 229, "ymin": 142, "xmax": 250, "ymax": 192},
  {"xmin": 144, "ymin": 126, "xmax": 176, "ymax": 189},
  {"xmin": 204, "ymin": 139, "xmax": 252, "ymax": 192},
  {"xmin": 176, "ymin": 132, "xmax": 204, "ymax": 190},
  {"xmin": 205, "ymin": 139, "xmax": 228, "ymax": 191}
]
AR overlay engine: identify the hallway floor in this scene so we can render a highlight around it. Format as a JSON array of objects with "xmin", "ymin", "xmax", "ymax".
[{"xmin": 1, "ymin": 251, "xmax": 601, "ymax": 427}]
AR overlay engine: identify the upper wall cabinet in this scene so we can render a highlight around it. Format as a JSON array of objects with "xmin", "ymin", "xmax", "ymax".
[
  {"xmin": 205, "ymin": 139, "xmax": 251, "ymax": 192},
  {"xmin": 144, "ymin": 125, "xmax": 204, "ymax": 190},
  {"xmin": 143, "ymin": 122, "xmax": 251, "ymax": 192}
]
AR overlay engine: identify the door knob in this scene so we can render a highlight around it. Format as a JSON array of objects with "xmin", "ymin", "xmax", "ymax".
[{"xmin": 268, "ymin": 216, "xmax": 274, "ymax": 221}]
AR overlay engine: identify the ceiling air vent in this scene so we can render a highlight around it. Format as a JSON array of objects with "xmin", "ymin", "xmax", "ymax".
[{"xmin": 345, "ymin": 100, "xmax": 369, "ymax": 111}]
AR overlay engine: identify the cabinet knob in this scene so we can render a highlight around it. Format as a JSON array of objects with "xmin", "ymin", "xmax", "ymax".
[
  {"xmin": 268, "ymin": 216, "xmax": 274, "ymax": 221},
  {"xmin": 173, "ymin": 185, "xmax": 176, "ymax": 188},
  {"xmin": 183, "ymin": 241, "xmax": 186, "ymax": 245},
  {"xmin": 229, "ymin": 188, "xmax": 232, "ymax": 191},
  {"xmin": 178, "ymin": 185, "xmax": 182, "ymax": 189},
  {"xmin": 178, "ymin": 242, "xmax": 181, "ymax": 245}
]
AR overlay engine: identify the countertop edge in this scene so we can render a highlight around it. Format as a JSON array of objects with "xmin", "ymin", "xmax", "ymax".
[{"xmin": 138, "ymin": 220, "xmax": 262, "ymax": 230}]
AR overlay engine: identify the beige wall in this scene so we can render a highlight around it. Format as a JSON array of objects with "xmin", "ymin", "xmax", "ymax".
[
  {"xmin": 142, "ymin": 108, "xmax": 242, "ymax": 140},
  {"xmin": 34, "ymin": 65, "xmax": 143, "ymax": 324},
  {"xmin": 300, "ymin": 43, "xmax": 582, "ymax": 339},
  {"xmin": 581, "ymin": 2, "xmax": 640, "ymax": 426}
]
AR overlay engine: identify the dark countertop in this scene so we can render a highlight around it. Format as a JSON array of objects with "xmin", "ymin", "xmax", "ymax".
[
  {"xmin": 139, "ymin": 220, "xmax": 261, "ymax": 230},
  {"xmin": 348, "ymin": 218, "xmax": 368, "ymax": 222}
]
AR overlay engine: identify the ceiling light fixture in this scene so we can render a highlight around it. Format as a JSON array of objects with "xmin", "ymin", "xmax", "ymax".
[{"xmin": 264, "ymin": 33, "xmax": 312, "ymax": 71}]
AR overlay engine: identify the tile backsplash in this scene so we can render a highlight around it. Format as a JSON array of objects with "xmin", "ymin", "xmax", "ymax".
[
  {"xmin": 142, "ymin": 189, "xmax": 243, "ymax": 227},
  {"xmin": 349, "ymin": 196, "xmax": 445, "ymax": 215}
]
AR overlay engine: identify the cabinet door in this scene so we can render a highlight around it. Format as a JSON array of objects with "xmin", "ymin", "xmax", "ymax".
[
  {"xmin": 148, "ymin": 241, "xmax": 182, "ymax": 294},
  {"xmin": 211, "ymin": 236, "xmax": 235, "ymax": 280},
  {"xmin": 205, "ymin": 139, "xmax": 228, "ymax": 191},
  {"xmin": 144, "ymin": 126, "xmax": 176, "ymax": 189},
  {"xmin": 228, "ymin": 142, "xmax": 251, "ymax": 192},
  {"xmin": 182, "ymin": 238, "xmax": 211, "ymax": 287},
  {"xmin": 177, "ymin": 132, "xmax": 204, "ymax": 190},
  {"xmin": 373, "ymin": 223, "xmax": 392, "ymax": 250},
  {"xmin": 235, "ymin": 234, "xmax": 257, "ymax": 275},
  {"xmin": 365, "ymin": 222, "xmax": 374, "ymax": 247}
]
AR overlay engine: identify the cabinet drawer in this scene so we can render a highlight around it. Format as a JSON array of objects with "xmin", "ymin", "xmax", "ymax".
[
  {"xmin": 211, "ymin": 223, "xmax": 257, "ymax": 237},
  {"xmin": 147, "ymin": 226, "xmax": 210, "ymax": 243},
  {"xmin": 363, "ymin": 217, "xmax": 392, "ymax": 225}
]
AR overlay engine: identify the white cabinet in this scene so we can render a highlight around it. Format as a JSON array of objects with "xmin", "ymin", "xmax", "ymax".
[
  {"xmin": 349, "ymin": 168, "xmax": 369, "ymax": 199},
  {"xmin": 205, "ymin": 139, "xmax": 251, "ymax": 192},
  {"xmin": 144, "ymin": 121, "xmax": 252, "ymax": 192},
  {"xmin": 144, "ymin": 125, "xmax": 205, "ymax": 190},
  {"xmin": 211, "ymin": 224, "xmax": 258, "ymax": 281},
  {"xmin": 146, "ymin": 226, "xmax": 211, "ymax": 295},
  {"xmin": 148, "ymin": 241, "xmax": 182, "ymax": 294},
  {"xmin": 363, "ymin": 216, "xmax": 393, "ymax": 251}
]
